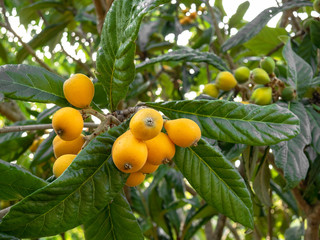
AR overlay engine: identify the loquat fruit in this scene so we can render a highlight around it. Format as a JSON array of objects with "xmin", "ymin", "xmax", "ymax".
[
  {"xmin": 234, "ymin": 66, "xmax": 250, "ymax": 84},
  {"xmin": 215, "ymin": 71, "xmax": 237, "ymax": 91},
  {"xmin": 164, "ymin": 118, "xmax": 201, "ymax": 147},
  {"xmin": 203, "ymin": 83, "xmax": 219, "ymax": 98},
  {"xmin": 281, "ymin": 86, "xmax": 296, "ymax": 101},
  {"xmin": 251, "ymin": 87, "xmax": 272, "ymax": 105},
  {"xmin": 139, "ymin": 161, "xmax": 159, "ymax": 174},
  {"xmin": 112, "ymin": 131, "xmax": 147, "ymax": 173},
  {"xmin": 250, "ymin": 68, "xmax": 270, "ymax": 85},
  {"xmin": 53, "ymin": 134, "xmax": 85, "ymax": 158},
  {"xmin": 63, "ymin": 73, "xmax": 94, "ymax": 108},
  {"xmin": 129, "ymin": 108, "xmax": 163, "ymax": 141},
  {"xmin": 260, "ymin": 57, "xmax": 275, "ymax": 74},
  {"xmin": 125, "ymin": 172, "xmax": 146, "ymax": 187},
  {"xmin": 52, "ymin": 107, "xmax": 84, "ymax": 141},
  {"xmin": 145, "ymin": 132, "xmax": 176, "ymax": 165},
  {"xmin": 53, "ymin": 154, "xmax": 76, "ymax": 178}
]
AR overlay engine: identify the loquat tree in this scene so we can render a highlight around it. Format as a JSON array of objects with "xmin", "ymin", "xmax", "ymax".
[{"xmin": 0, "ymin": 0, "xmax": 319, "ymax": 239}]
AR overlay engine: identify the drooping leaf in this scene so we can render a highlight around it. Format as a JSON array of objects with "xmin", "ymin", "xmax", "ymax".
[
  {"xmin": 174, "ymin": 139, "xmax": 254, "ymax": 228},
  {"xmin": 221, "ymin": 1, "xmax": 312, "ymax": 52},
  {"xmin": 0, "ymin": 64, "xmax": 69, "ymax": 106},
  {"xmin": 0, "ymin": 121, "xmax": 36, "ymax": 162},
  {"xmin": 84, "ymin": 192, "xmax": 143, "ymax": 240},
  {"xmin": 0, "ymin": 159, "xmax": 47, "ymax": 201},
  {"xmin": 146, "ymin": 100, "xmax": 300, "ymax": 146},
  {"xmin": 136, "ymin": 48, "xmax": 229, "ymax": 72},
  {"xmin": 271, "ymin": 102, "xmax": 311, "ymax": 189},
  {"xmin": 17, "ymin": 22, "xmax": 70, "ymax": 63},
  {"xmin": 305, "ymin": 105, "xmax": 320, "ymax": 154},
  {"xmin": 0, "ymin": 123, "xmax": 128, "ymax": 238},
  {"xmin": 297, "ymin": 34, "xmax": 318, "ymax": 74},
  {"xmin": 96, "ymin": 0, "xmax": 170, "ymax": 111},
  {"xmin": 229, "ymin": 1, "xmax": 250, "ymax": 29},
  {"xmin": 253, "ymin": 156, "xmax": 271, "ymax": 206},
  {"xmin": 282, "ymin": 39, "xmax": 313, "ymax": 97}
]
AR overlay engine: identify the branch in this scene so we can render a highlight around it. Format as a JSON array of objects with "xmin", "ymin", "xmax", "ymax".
[
  {"xmin": 204, "ymin": 0, "xmax": 236, "ymax": 70},
  {"xmin": 0, "ymin": 100, "xmax": 26, "ymax": 122},
  {"xmin": 0, "ymin": 0, "xmax": 55, "ymax": 73},
  {"xmin": 0, "ymin": 122, "xmax": 99, "ymax": 134},
  {"xmin": 93, "ymin": 0, "xmax": 107, "ymax": 34},
  {"xmin": 225, "ymin": 222, "xmax": 240, "ymax": 240},
  {"xmin": 212, "ymin": 214, "xmax": 227, "ymax": 240}
]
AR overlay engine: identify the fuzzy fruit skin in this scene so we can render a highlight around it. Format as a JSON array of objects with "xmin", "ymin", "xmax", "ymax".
[
  {"xmin": 215, "ymin": 71, "xmax": 237, "ymax": 91},
  {"xmin": 250, "ymin": 68, "xmax": 270, "ymax": 84},
  {"xmin": 53, "ymin": 154, "xmax": 76, "ymax": 177},
  {"xmin": 112, "ymin": 131, "xmax": 147, "ymax": 173},
  {"xmin": 314, "ymin": 0, "xmax": 320, "ymax": 13},
  {"xmin": 145, "ymin": 132, "xmax": 176, "ymax": 165},
  {"xmin": 164, "ymin": 118, "xmax": 201, "ymax": 147},
  {"xmin": 129, "ymin": 108, "xmax": 163, "ymax": 141},
  {"xmin": 251, "ymin": 87, "xmax": 272, "ymax": 105},
  {"xmin": 234, "ymin": 66, "xmax": 250, "ymax": 84},
  {"xmin": 52, "ymin": 107, "xmax": 83, "ymax": 141},
  {"xmin": 125, "ymin": 172, "xmax": 146, "ymax": 187},
  {"xmin": 203, "ymin": 83, "xmax": 219, "ymax": 98},
  {"xmin": 63, "ymin": 74, "xmax": 94, "ymax": 108},
  {"xmin": 241, "ymin": 101, "xmax": 250, "ymax": 104},
  {"xmin": 260, "ymin": 57, "xmax": 275, "ymax": 74},
  {"xmin": 53, "ymin": 134, "xmax": 85, "ymax": 158},
  {"xmin": 281, "ymin": 86, "xmax": 296, "ymax": 101},
  {"xmin": 139, "ymin": 161, "xmax": 159, "ymax": 174}
]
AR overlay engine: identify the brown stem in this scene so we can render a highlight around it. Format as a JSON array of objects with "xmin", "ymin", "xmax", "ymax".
[
  {"xmin": 0, "ymin": 122, "xmax": 99, "ymax": 134},
  {"xmin": 0, "ymin": 100, "xmax": 26, "ymax": 122},
  {"xmin": 93, "ymin": 0, "xmax": 107, "ymax": 34},
  {"xmin": 225, "ymin": 222, "xmax": 240, "ymax": 240},
  {"xmin": 205, "ymin": 0, "xmax": 236, "ymax": 70},
  {"xmin": 204, "ymin": 221, "xmax": 214, "ymax": 240},
  {"xmin": 267, "ymin": 190, "xmax": 273, "ymax": 240},
  {"xmin": 212, "ymin": 214, "xmax": 227, "ymax": 240},
  {"xmin": 0, "ymin": 0, "xmax": 55, "ymax": 72},
  {"xmin": 305, "ymin": 204, "xmax": 320, "ymax": 240}
]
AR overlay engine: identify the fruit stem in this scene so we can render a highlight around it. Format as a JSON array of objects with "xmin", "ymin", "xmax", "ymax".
[{"xmin": 81, "ymin": 107, "xmax": 106, "ymax": 121}]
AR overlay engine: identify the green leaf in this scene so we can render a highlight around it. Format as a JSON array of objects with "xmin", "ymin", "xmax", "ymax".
[
  {"xmin": 305, "ymin": 106, "xmax": 320, "ymax": 154},
  {"xmin": 17, "ymin": 22, "xmax": 70, "ymax": 63},
  {"xmin": 253, "ymin": 156, "xmax": 271, "ymax": 206},
  {"xmin": 174, "ymin": 139, "xmax": 253, "ymax": 228},
  {"xmin": 96, "ymin": 0, "xmax": 170, "ymax": 111},
  {"xmin": 271, "ymin": 102, "xmax": 311, "ymax": 189},
  {"xmin": 310, "ymin": 20, "xmax": 320, "ymax": 49},
  {"xmin": 0, "ymin": 159, "xmax": 47, "ymax": 201},
  {"xmin": 0, "ymin": 64, "xmax": 69, "ymax": 106},
  {"xmin": 221, "ymin": 1, "xmax": 312, "ymax": 52},
  {"xmin": 297, "ymin": 34, "xmax": 318, "ymax": 74},
  {"xmin": 282, "ymin": 39, "xmax": 313, "ymax": 98},
  {"xmin": 244, "ymin": 27, "xmax": 287, "ymax": 57},
  {"xmin": 284, "ymin": 224, "xmax": 304, "ymax": 240},
  {"xmin": 0, "ymin": 121, "xmax": 36, "ymax": 162},
  {"xmin": 0, "ymin": 233, "xmax": 19, "ymax": 240},
  {"xmin": 0, "ymin": 123, "xmax": 128, "ymax": 238},
  {"xmin": 84, "ymin": 192, "xmax": 143, "ymax": 240},
  {"xmin": 146, "ymin": 100, "xmax": 300, "ymax": 146},
  {"xmin": 136, "ymin": 48, "xmax": 229, "ymax": 72},
  {"xmin": 30, "ymin": 131, "xmax": 55, "ymax": 173},
  {"xmin": 229, "ymin": 1, "xmax": 250, "ymax": 29}
]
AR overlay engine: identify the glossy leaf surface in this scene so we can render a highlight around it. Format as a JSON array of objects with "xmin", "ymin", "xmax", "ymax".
[
  {"xmin": 0, "ymin": 160, "xmax": 47, "ymax": 201},
  {"xmin": 174, "ymin": 139, "xmax": 253, "ymax": 228},
  {"xmin": 0, "ymin": 124, "xmax": 128, "ymax": 238},
  {"xmin": 0, "ymin": 64, "xmax": 68, "ymax": 106},
  {"xmin": 84, "ymin": 192, "xmax": 143, "ymax": 240},
  {"xmin": 96, "ymin": 0, "xmax": 169, "ymax": 111},
  {"xmin": 147, "ymin": 100, "xmax": 300, "ymax": 146}
]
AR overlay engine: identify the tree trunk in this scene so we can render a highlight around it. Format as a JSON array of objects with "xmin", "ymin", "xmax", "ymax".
[{"xmin": 305, "ymin": 210, "xmax": 320, "ymax": 240}]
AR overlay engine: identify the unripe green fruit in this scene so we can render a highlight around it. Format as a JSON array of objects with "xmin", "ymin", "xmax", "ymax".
[
  {"xmin": 281, "ymin": 86, "xmax": 296, "ymax": 101},
  {"xmin": 203, "ymin": 83, "xmax": 219, "ymax": 98},
  {"xmin": 260, "ymin": 57, "xmax": 275, "ymax": 74},
  {"xmin": 234, "ymin": 66, "xmax": 250, "ymax": 84},
  {"xmin": 314, "ymin": 0, "xmax": 320, "ymax": 13},
  {"xmin": 215, "ymin": 71, "xmax": 237, "ymax": 91},
  {"xmin": 251, "ymin": 68, "xmax": 270, "ymax": 84},
  {"xmin": 251, "ymin": 87, "xmax": 272, "ymax": 105}
]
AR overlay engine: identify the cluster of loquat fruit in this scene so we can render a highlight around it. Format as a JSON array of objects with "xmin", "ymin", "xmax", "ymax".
[
  {"xmin": 112, "ymin": 108, "xmax": 201, "ymax": 187},
  {"xmin": 178, "ymin": 5, "xmax": 206, "ymax": 25},
  {"xmin": 203, "ymin": 57, "xmax": 296, "ymax": 105},
  {"xmin": 51, "ymin": 74, "xmax": 94, "ymax": 177}
]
